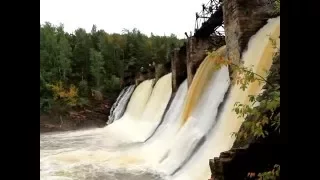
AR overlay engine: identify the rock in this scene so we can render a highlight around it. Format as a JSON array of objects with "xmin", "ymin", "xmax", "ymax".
[{"xmin": 209, "ymin": 134, "xmax": 281, "ymax": 180}]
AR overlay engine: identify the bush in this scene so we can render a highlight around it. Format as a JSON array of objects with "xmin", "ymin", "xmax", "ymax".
[
  {"xmin": 40, "ymin": 97, "xmax": 54, "ymax": 113},
  {"xmin": 47, "ymin": 81, "xmax": 79, "ymax": 107},
  {"xmin": 78, "ymin": 80, "xmax": 89, "ymax": 97},
  {"xmin": 104, "ymin": 75, "xmax": 121, "ymax": 92}
]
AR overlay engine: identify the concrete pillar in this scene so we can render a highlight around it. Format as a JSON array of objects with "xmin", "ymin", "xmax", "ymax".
[
  {"xmin": 171, "ymin": 47, "xmax": 187, "ymax": 92},
  {"xmin": 223, "ymin": 0, "xmax": 278, "ymax": 65}
]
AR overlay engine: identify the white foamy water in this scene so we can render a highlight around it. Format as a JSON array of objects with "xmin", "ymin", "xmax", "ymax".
[
  {"xmin": 108, "ymin": 85, "xmax": 136, "ymax": 124},
  {"xmin": 40, "ymin": 16, "xmax": 280, "ymax": 180},
  {"xmin": 172, "ymin": 16, "xmax": 280, "ymax": 180},
  {"xmin": 41, "ymin": 74, "xmax": 173, "ymax": 179},
  {"xmin": 158, "ymin": 65, "xmax": 230, "ymax": 176},
  {"xmin": 108, "ymin": 86, "xmax": 128, "ymax": 121},
  {"xmin": 105, "ymin": 73, "xmax": 172, "ymax": 144}
]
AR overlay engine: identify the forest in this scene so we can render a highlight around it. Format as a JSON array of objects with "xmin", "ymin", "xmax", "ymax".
[{"xmin": 40, "ymin": 22, "xmax": 184, "ymax": 113}]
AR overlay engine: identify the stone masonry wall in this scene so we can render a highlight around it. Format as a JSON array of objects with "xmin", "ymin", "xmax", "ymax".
[
  {"xmin": 186, "ymin": 37, "xmax": 211, "ymax": 87},
  {"xmin": 186, "ymin": 36, "xmax": 225, "ymax": 87},
  {"xmin": 223, "ymin": 0, "xmax": 278, "ymax": 65},
  {"xmin": 155, "ymin": 63, "xmax": 170, "ymax": 84},
  {"xmin": 171, "ymin": 45, "xmax": 187, "ymax": 92},
  {"xmin": 135, "ymin": 71, "xmax": 149, "ymax": 86}
]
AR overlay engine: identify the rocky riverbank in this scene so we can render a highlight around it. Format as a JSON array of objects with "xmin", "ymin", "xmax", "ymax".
[{"xmin": 40, "ymin": 99, "xmax": 111, "ymax": 133}]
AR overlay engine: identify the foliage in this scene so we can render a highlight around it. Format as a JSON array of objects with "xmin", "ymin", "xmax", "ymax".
[
  {"xmin": 209, "ymin": 32, "xmax": 280, "ymax": 180},
  {"xmin": 40, "ymin": 23, "xmax": 184, "ymax": 112},
  {"xmin": 209, "ymin": 39, "xmax": 280, "ymax": 141},
  {"xmin": 104, "ymin": 75, "xmax": 122, "ymax": 99},
  {"xmin": 47, "ymin": 81, "xmax": 79, "ymax": 106},
  {"xmin": 257, "ymin": 164, "xmax": 280, "ymax": 180},
  {"xmin": 232, "ymin": 89, "xmax": 280, "ymax": 139},
  {"xmin": 231, "ymin": 50, "xmax": 280, "ymax": 140},
  {"xmin": 78, "ymin": 80, "xmax": 89, "ymax": 97},
  {"xmin": 274, "ymin": 0, "xmax": 280, "ymax": 14},
  {"xmin": 89, "ymin": 48, "xmax": 105, "ymax": 87}
]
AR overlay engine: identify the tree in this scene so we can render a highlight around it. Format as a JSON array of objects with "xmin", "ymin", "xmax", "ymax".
[
  {"xmin": 72, "ymin": 28, "xmax": 90, "ymax": 82},
  {"xmin": 89, "ymin": 48, "xmax": 105, "ymax": 88},
  {"xmin": 57, "ymin": 25, "xmax": 72, "ymax": 81},
  {"xmin": 40, "ymin": 22, "xmax": 184, "ymax": 112}
]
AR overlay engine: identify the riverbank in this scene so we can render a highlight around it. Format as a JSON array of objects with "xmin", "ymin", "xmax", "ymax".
[{"xmin": 40, "ymin": 99, "xmax": 111, "ymax": 133}]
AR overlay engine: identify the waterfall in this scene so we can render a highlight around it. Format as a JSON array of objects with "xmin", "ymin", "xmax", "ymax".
[
  {"xmin": 125, "ymin": 79, "xmax": 189, "ymax": 165},
  {"xmin": 118, "ymin": 79, "xmax": 154, "ymax": 121},
  {"xmin": 108, "ymin": 86, "xmax": 128, "ymax": 120},
  {"xmin": 104, "ymin": 73, "xmax": 172, "ymax": 144},
  {"xmin": 84, "ymin": 50, "xmax": 230, "ymax": 176},
  {"xmin": 180, "ymin": 49, "xmax": 226, "ymax": 126},
  {"xmin": 172, "ymin": 16, "xmax": 280, "ymax": 180},
  {"xmin": 40, "ymin": 16, "xmax": 280, "ymax": 180},
  {"xmin": 107, "ymin": 85, "xmax": 136, "ymax": 125},
  {"xmin": 157, "ymin": 47, "xmax": 230, "ymax": 175}
]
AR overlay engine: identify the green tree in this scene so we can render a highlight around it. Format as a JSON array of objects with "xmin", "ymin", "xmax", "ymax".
[
  {"xmin": 89, "ymin": 48, "xmax": 105, "ymax": 88},
  {"xmin": 40, "ymin": 22, "xmax": 184, "ymax": 112},
  {"xmin": 72, "ymin": 28, "xmax": 91, "ymax": 82},
  {"xmin": 56, "ymin": 24, "xmax": 72, "ymax": 81}
]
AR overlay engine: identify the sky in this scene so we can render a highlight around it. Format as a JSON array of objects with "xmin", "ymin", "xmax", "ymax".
[{"xmin": 40, "ymin": 0, "xmax": 209, "ymax": 39}]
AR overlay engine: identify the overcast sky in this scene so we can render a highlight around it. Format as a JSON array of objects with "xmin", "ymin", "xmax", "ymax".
[{"xmin": 40, "ymin": 0, "xmax": 209, "ymax": 39}]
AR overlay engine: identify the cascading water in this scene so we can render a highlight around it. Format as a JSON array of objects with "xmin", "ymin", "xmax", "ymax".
[
  {"xmin": 108, "ymin": 86, "xmax": 128, "ymax": 120},
  {"xmin": 172, "ymin": 16, "xmax": 280, "ymax": 180},
  {"xmin": 40, "ymin": 16, "xmax": 279, "ymax": 180},
  {"xmin": 117, "ymin": 79, "xmax": 154, "ymax": 122},
  {"xmin": 62, "ymin": 49, "xmax": 230, "ymax": 177},
  {"xmin": 105, "ymin": 73, "xmax": 172, "ymax": 144},
  {"xmin": 108, "ymin": 85, "xmax": 136, "ymax": 125},
  {"xmin": 40, "ymin": 79, "xmax": 154, "ymax": 179},
  {"xmin": 156, "ymin": 46, "xmax": 230, "ymax": 176},
  {"xmin": 40, "ymin": 74, "xmax": 173, "ymax": 179},
  {"xmin": 142, "ymin": 79, "xmax": 188, "ymax": 152},
  {"xmin": 107, "ymin": 79, "xmax": 189, "ymax": 167}
]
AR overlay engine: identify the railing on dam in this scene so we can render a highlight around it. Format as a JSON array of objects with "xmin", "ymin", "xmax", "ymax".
[{"xmin": 194, "ymin": 0, "xmax": 224, "ymax": 38}]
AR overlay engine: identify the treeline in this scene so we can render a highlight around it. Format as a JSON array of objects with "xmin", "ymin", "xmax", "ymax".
[{"xmin": 40, "ymin": 22, "xmax": 184, "ymax": 113}]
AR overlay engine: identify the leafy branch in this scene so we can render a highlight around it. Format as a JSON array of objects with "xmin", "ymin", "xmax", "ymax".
[
  {"xmin": 274, "ymin": 0, "xmax": 280, "ymax": 14},
  {"xmin": 246, "ymin": 164, "xmax": 280, "ymax": 180},
  {"xmin": 208, "ymin": 37, "xmax": 280, "ymax": 141},
  {"xmin": 258, "ymin": 164, "xmax": 280, "ymax": 180},
  {"xmin": 209, "ymin": 52, "xmax": 274, "ymax": 90}
]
